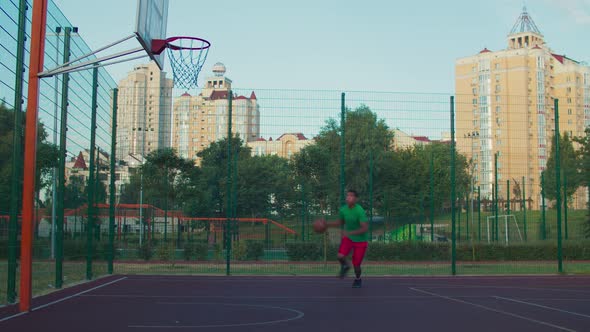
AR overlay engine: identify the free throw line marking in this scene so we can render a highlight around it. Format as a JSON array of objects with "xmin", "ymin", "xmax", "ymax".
[
  {"xmin": 128, "ymin": 302, "xmax": 304, "ymax": 329},
  {"xmin": 410, "ymin": 287, "xmax": 575, "ymax": 332},
  {"xmin": 495, "ymin": 296, "xmax": 590, "ymax": 319}
]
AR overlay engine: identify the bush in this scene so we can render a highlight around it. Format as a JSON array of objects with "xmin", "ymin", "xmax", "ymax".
[
  {"xmin": 213, "ymin": 243, "xmax": 224, "ymax": 261},
  {"xmin": 233, "ymin": 241, "xmax": 247, "ymax": 261},
  {"xmin": 63, "ymin": 240, "xmax": 90, "ymax": 260},
  {"xmin": 284, "ymin": 240, "xmax": 590, "ymax": 262},
  {"xmin": 156, "ymin": 244, "xmax": 174, "ymax": 261},
  {"xmin": 138, "ymin": 244, "xmax": 153, "ymax": 261},
  {"xmin": 285, "ymin": 242, "xmax": 323, "ymax": 261},
  {"xmin": 366, "ymin": 242, "xmax": 450, "ymax": 261},
  {"xmin": 245, "ymin": 240, "xmax": 265, "ymax": 261},
  {"xmin": 183, "ymin": 242, "xmax": 208, "ymax": 261}
]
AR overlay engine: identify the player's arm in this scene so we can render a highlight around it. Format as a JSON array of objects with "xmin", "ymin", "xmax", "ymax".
[
  {"xmin": 325, "ymin": 219, "xmax": 344, "ymax": 228},
  {"xmin": 326, "ymin": 209, "xmax": 345, "ymax": 228},
  {"xmin": 346, "ymin": 222, "xmax": 368, "ymax": 235}
]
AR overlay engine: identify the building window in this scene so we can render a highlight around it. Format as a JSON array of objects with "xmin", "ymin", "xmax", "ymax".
[
  {"xmin": 495, "ymin": 74, "xmax": 500, "ymax": 81},
  {"xmin": 568, "ymin": 109, "xmax": 572, "ymax": 115},
  {"xmin": 495, "ymin": 85, "xmax": 501, "ymax": 93},
  {"xmin": 496, "ymin": 96, "xmax": 501, "ymax": 103},
  {"xmin": 472, "ymin": 88, "xmax": 477, "ymax": 95},
  {"xmin": 473, "ymin": 99, "xmax": 477, "ymax": 105},
  {"xmin": 496, "ymin": 106, "xmax": 501, "ymax": 113},
  {"xmin": 495, "ymin": 63, "xmax": 500, "ymax": 70},
  {"xmin": 567, "ymin": 98, "xmax": 572, "ymax": 104}
]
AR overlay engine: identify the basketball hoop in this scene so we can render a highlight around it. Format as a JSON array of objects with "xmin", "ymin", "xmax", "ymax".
[{"xmin": 152, "ymin": 36, "xmax": 211, "ymax": 89}]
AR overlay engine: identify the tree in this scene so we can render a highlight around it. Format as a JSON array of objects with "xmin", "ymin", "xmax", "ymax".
[
  {"xmin": 376, "ymin": 143, "xmax": 470, "ymax": 219},
  {"xmin": 119, "ymin": 148, "xmax": 196, "ymax": 212},
  {"xmin": 0, "ymin": 103, "xmax": 58, "ymax": 213},
  {"xmin": 198, "ymin": 136, "xmax": 251, "ymax": 217},
  {"xmin": 542, "ymin": 133, "xmax": 584, "ymax": 202},
  {"xmin": 294, "ymin": 105, "xmax": 393, "ymax": 214},
  {"xmin": 236, "ymin": 155, "xmax": 297, "ymax": 218},
  {"xmin": 64, "ymin": 175, "xmax": 86, "ymax": 209}
]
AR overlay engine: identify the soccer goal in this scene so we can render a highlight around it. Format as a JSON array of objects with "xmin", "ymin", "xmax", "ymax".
[{"xmin": 485, "ymin": 215, "xmax": 523, "ymax": 244}]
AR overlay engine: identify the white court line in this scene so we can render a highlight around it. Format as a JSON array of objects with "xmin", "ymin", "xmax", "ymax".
[
  {"xmin": 0, "ymin": 277, "xmax": 127, "ymax": 323},
  {"xmin": 82, "ymin": 294, "xmax": 436, "ymax": 299},
  {"xmin": 128, "ymin": 302, "xmax": 304, "ymax": 329},
  {"xmin": 0, "ymin": 312, "xmax": 28, "ymax": 323},
  {"xmin": 519, "ymin": 298, "xmax": 590, "ymax": 302},
  {"xmin": 495, "ymin": 296, "xmax": 590, "ymax": 319},
  {"xmin": 125, "ymin": 275, "xmax": 590, "ymax": 280},
  {"xmin": 410, "ymin": 287, "xmax": 576, "ymax": 332},
  {"xmin": 418, "ymin": 285, "xmax": 590, "ymax": 294}
]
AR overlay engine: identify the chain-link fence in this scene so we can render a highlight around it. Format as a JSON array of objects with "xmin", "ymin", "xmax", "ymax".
[
  {"xmin": 2, "ymin": 0, "xmax": 590, "ymax": 310},
  {"xmin": 1, "ymin": 0, "xmax": 116, "ymax": 306}
]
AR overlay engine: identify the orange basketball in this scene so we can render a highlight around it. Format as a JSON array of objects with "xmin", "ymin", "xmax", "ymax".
[{"xmin": 313, "ymin": 219, "xmax": 327, "ymax": 233}]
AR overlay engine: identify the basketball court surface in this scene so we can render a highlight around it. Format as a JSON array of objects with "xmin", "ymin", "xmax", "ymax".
[{"xmin": 2, "ymin": 275, "xmax": 590, "ymax": 331}]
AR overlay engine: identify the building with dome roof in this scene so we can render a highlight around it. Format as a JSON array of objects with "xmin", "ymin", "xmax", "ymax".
[
  {"xmin": 172, "ymin": 63, "xmax": 260, "ymax": 162},
  {"xmin": 455, "ymin": 7, "xmax": 589, "ymax": 209}
]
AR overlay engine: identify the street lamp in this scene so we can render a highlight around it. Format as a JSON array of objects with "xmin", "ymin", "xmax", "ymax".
[{"xmin": 464, "ymin": 131, "xmax": 479, "ymax": 242}]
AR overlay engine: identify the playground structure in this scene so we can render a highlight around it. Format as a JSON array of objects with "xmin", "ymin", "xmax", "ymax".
[{"xmin": 0, "ymin": 204, "xmax": 298, "ymax": 249}]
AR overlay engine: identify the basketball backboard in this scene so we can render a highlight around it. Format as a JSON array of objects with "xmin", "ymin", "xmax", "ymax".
[{"xmin": 135, "ymin": 0, "xmax": 169, "ymax": 69}]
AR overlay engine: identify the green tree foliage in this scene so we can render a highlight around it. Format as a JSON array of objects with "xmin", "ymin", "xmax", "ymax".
[
  {"xmin": 198, "ymin": 136, "xmax": 251, "ymax": 217},
  {"xmin": 0, "ymin": 102, "xmax": 58, "ymax": 213},
  {"xmin": 294, "ymin": 105, "xmax": 470, "ymax": 219},
  {"xmin": 542, "ymin": 133, "xmax": 584, "ymax": 202},
  {"xmin": 294, "ymin": 105, "xmax": 393, "ymax": 214}
]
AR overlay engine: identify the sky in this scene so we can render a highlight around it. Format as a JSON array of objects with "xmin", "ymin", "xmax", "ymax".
[{"xmin": 52, "ymin": 0, "xmax": 590, "ymax": 93}]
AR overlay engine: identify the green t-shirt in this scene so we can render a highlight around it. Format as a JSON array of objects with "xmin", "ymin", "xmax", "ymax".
[{"xmin": 339, "ymin": 204, "xmax": 368, "ymax": 242}]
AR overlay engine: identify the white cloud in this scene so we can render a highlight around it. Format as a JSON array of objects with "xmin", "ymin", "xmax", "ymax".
[{"xmin": 546, "ymin": 0, "xmax": 590, "ymax": 24}]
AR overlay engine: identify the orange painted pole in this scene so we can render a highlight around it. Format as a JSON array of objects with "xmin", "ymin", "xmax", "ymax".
[{"xmin": 19, "ymin": 0, "xmax": 48, "ymax": 313}]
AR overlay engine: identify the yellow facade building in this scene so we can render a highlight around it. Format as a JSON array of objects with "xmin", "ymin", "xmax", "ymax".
[
  {"xmin": 247, "ymin": 133, "xmax": 312, "ymax": 158},
  {"xmin": 172, "ymin": 63, "xmax": 260, "ymax": 162},
  {"xmin": 455, "ymin": 7, "xmax": 589, "ymax": 209}
]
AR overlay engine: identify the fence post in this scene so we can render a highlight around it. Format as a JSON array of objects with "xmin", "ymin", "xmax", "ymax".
[
  {"xmin": 506, "ymin": 179, "xmax": 510, "ymax": 242},
  {"xmin": 450, "ymin": 96, "xmax": 457, "ymax": 275},
  {"xmin": 554, "ymin": 99, "xmax": 563, "ymax": 273},
  {"xmin": 458, "ymin": 193, "xmax": 462, "ymax": 242},
  {"xmin": 494, "ymin": 153, "xmax": 499, "ymax": 242},
  {"xmin": 108, "ymin": 88, "xmax": 118, "ymax": 274},
  {"xmin": 369, "ymin": 148, "xmax": 374, "ymax": 241},
  {"xmin": 164, "ymin": 165, "xmax": 168, "ymax": 242},
  {"xmin": 7, "ymin": 0, "xmax": 28, "ymax": 304},
  {"xmin": 86, "ymin": 66, "xmax": 99, "ymax": 280},
  {"xmin": 56, "ymin": 26, "xmax": 72, "ymax": 288},
  {"xmin": 340, "ymin": 92, "xmax": 346, "ymax": 207},
  {"xmin": 225, "ymin": 91, "xmax": 233, "ymax": 276},
  {"xmin": 522, "ymin": 176, "xmax": 527, "ymax": 241},
  {"xmin": 477, "ymin": 186, "xmax": 481, "ymax": 242},
  {"xmin": 564, "ymin": 172, "xmax": 568, "ymax": 240},
  {"xmin": 430, "ymin": 151, "xmax": 435, "ymax": 242},
  {"xmin": 541, "ymin": 172, "xmax": 546, "ymax": 240}
]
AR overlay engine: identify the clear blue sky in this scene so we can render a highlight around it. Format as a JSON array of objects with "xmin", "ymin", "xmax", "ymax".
[{"xmin": 53, "ymin": 0, "xmax": 590, "ymax": 92}]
